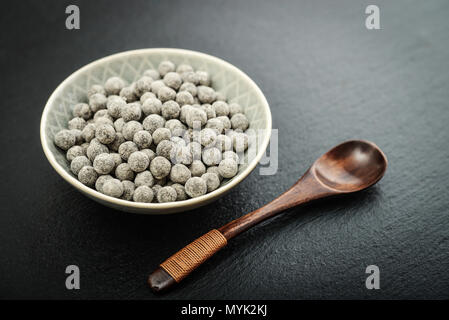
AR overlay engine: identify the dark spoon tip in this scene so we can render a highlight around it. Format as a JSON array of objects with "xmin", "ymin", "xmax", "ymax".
[{"xmin": 148, "ymin": 268, "xmax": 177, "ymax": 293}]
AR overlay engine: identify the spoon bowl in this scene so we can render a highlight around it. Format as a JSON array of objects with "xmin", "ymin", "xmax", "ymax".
[{"xmin": 313, "ymin": 140, "xmax": 387, "ymax": 193}]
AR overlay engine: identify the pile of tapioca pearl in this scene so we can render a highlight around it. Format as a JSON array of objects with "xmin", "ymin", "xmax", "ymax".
[{"xmin": 53, "ymin": 60, "xmax": 250, "ymax": 203}]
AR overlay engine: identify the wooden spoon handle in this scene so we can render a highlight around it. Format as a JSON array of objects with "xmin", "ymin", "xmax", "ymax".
[{"xmin": 148, "ymin": 229, "xmax": 227, "ymax": 292}]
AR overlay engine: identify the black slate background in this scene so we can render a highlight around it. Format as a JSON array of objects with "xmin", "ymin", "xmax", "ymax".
[{"xmin": 1, "ymin": 0, "xmax": 449, "ymax": 299}]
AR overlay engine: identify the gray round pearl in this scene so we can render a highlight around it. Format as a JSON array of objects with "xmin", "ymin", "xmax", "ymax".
[
  {"xmin": 68, "ymin": 117, "xmax": 86, "ymax": 131},
  {"xmin": 231, "ymin": 113, "xmax": 249, "ymax": 131},
  {"xmin": 86, "ymin": 140, "xmax": 109, "ymax": 162},
  {"xmin": 161, "ymin": 100, "xmax": 180, "ymax": 120},
  {"xmin": 66, "ymin": 145, "xmax": 85, "ymax": 162},
  {"xmin": 172, "ymin": 145, "xmax": 193, "ymax": 165},
  {"xmin": 93, "ymin": 153, "xmax": 115, "ymax": 174},
  {"xmin": 118, "ymin": 141, "xmax": 138, "ymax": 161},
  {"xmin": 121, "ymin": 180, "xmax": 135, "ymax": 200},
  {"xmin": 171, "ymin": 183, "xmax": 188, "ymax": 201},
  {"xmin": 217, "ymin": 116, "xmax": 232, "ymax": 131},
  {"xmin": 54, "ymin": 129, "xmax": 76, "ymax": 150},
  {"xmin": 104, "ymin": 77, "xmax": 126, "ymax": 96},
  {"xmin": 133, "ymin": 130, "xmax": 153, "ymax": 149},
  {"xmin": 201, "ymin": 172, "xmax": 220, "ymax": 192},
  {"xmin": 95, "ymin": 174, "xmax": 113, "ymax": 192},
  {"xmin": 200, "ymin": 128, "xmax": 217, "ymax": 147},
  {"xmin": 121, "ymin": 102, "xmax": 142, "ymax": 122},
  {"xmin": 89, "ymin": 93, "xmax": 107, "ymax": 113},
  {"xmin": 189, "ymin": 160, "xmax": 206, "ymax": 177},
  {"xmin": 150, "ymin": 80, "xmax": 166, "ymax": 94},
  {"xmin": 205, "ymin": 118, "xmax": 224, "ymax": 135},
  {"xmin": 141, "ymin": 98, "xmax": 162, "ymax": 116},
  {"xmin": 157, "ymin": 86, "xmax": 176, "ymax": 102},
  {"xmin": 156, "ymin": 140, "xmax": 176, "ymax": 160},
  {"xmin": 152, "ymin": 127, "xmax": 171, "ymax": 145},
  {"xmin": 95, "ymin": 123, "xmax": 116, "ymax": 144},
  {"xmin": 135, "ymin": 76, "xmax": 153, "ymax": 96},
  {"xmin": 149, "ymin": 156, "xmax": 171, "ymax": 179},
  {"xmin": 78, "ymin": 166, "xmax": 98, "ymax": 187},
  {"xmin": 170, "ymin": 164, "xmax": 191, "ymax": 184},
  {"xmin": 134, "ymin": 170, "xmax": 155, "ymax": 188},
  {"xmin": 163, "ymin": 72, "xmax": 182, "ymax": 90},
  {"xmin": 197, "ymin": 86, "xmax": 216, "ymax": 104},
  {"xmin": 157, "ymin": 186, "xmax": 177, "ymax": 203},
  {"xmin": 206, "ymin": 166, "xmax": 223, "ymax": 181},
  {"xmin": 185, "ymin": 177, "xmax": 207, "ymax": 198},
  {"xmin": 212, "ymin": 101, "xmax": 230, "ymax": 117},
  {"xmin": 158, "ymin": 60, "xmax": 175, "ymax": 77},
  {"xmin": 218, "ymin": 158, "xmax": 238, "ymax": 178},
  {"xmin": 122, "ymin": 121, "xmax": 143, "ymax": 141},
  {"xmin": 133, "ymin": 186, "xmax": 154, "ymax": 203},
  {"xmin": 70, "ymin": 156, "xmax": 91, "ymax": 175},
  {"xmin": 73, "ymin": 103, "xmax": 92, "ymax": 120},
  {"xmin": 128, "ymin": 151, "xmax": 150, "ymax": 173},
  {"xmin": 165, "ymin": 119, "xmax": 186, "ymax": 137},
  {"xmin": 176, "ymin": 91, "xmax": 194, "ymax": 106},
  {"xmin": 102, "ymin": 179, "xmax": 124, "ymax": 198},
  {"xmin": 107, "ymin": 95, "xmax": 126, "ymax": 118},
  {"xmin": 143, "ymin": 114, "xmax": 165, "ymax": 134},
  {"xmin": 202, "ymin": 147, "xmax": 222, "ymax": 166},
  {"xmin": 119, "ymin": 84, "xmax": 137, "ymax": 102},
  {"xmin": 186, "ymin": 108, "xmax": 207, "ymax": 128},
  {"xmin": 115, "ymin": 163, "xmax": 135, "ymax": 181},
  {"xmin": 215, "ymin": 134, "xmax": 232, "ymax": 152},
  {"xmin": 179, "ymin": 82, "xmax": 197, "ymax": 97}
]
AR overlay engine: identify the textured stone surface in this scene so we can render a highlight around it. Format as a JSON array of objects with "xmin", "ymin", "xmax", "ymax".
[{"xmin": 1, "ymin": 0, "xmax": 449, "ymax": 299}]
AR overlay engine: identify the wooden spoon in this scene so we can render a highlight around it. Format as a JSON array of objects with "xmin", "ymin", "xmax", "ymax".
[{"xmin": 148, "ymin": 140, "xmax": 388, "ymax": 292}]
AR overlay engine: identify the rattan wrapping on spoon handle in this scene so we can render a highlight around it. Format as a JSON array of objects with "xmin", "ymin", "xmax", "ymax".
[{"xmin": 159, "ymin": 229, "xmax": 228, "ymax": 282}]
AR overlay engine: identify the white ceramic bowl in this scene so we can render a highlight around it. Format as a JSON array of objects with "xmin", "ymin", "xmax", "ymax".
[{"xmin": 40, "ymin": 48, "xmax": 271, "ymax": 214}]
